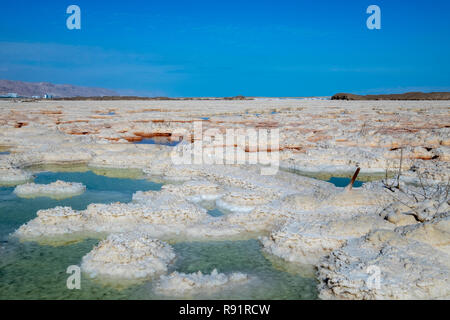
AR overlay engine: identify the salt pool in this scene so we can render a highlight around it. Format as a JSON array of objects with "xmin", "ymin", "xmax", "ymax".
[
  {"xmin": 282, "ymin": 168, "xmax": 389, "ymax": 188},
  {"xmin": 135, "ymin": 137, "xmax": 181, "ymax": 147},
  {"xmin": 0, "ymin": 167, "xmax": 317, "ymax": 299}
]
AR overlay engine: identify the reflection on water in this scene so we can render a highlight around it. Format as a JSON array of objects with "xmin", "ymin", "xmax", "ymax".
[
  {"xmin": 0, "ymin": 238, "xmax": 317, "ymax": 300},
  {"xmin": 135, "ymin": 137, "xmax": 181, "ymax": 147},
  {"xmin": 327, "ymin": 176, "xmax": 363, "ymax": 188},
  {"xmin": 0, "ymin": 167, "xmax": 318, "ymax": 300},
  {"xmin": 282, "ymin": 167, "xmax": 389, "ymax": 187},
  {"xmin": 0, "ymin": 146, "xmax": 10, "ymax": 155},
  {"xmin": 207, "ymin": 208, "xmax": 224, "ymax": 217},
  {"xmin": 166, "ymin": 240, "xmax": 317, "ymax": 300},
  {"xmin": 0, "ymin": 168, "xmax": 162, "ymax": 242}
]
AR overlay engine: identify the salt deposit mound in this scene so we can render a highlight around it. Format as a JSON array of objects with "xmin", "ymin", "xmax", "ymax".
[
  {"xmin": 317, "ymin": 214, "xmax": 450, "ymax": 299},
  {"xmin": 15, "ymin": 206, "xmax": 87, "ymax": 238},
  {"xmin": 155, "ymin": 269, "xmax": 249, "ymax": 296},
  {"xmin": 15, "ymin": 190, "xmax": 210, "ymax": 241},
  {"xmin": 259, "ymin": 185, "xmax": 398, "ymax": 265},
  {"xmin": 14, "ymin": 180, "xmax": 86, "ymax": 199},
  {"xmin": 81, "ymin": 232, "xmax": 175, "ymax": 279},
  {"xmin": 261, "ymin": 213, "xmax": 394, "ymax": 265}
]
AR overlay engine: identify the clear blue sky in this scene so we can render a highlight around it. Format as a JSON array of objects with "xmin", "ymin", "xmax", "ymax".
[{"xmin": 0, "ymin": 0, "xmax": 449, "ymax": 96}]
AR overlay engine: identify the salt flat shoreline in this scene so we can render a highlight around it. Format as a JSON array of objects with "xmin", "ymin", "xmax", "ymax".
[{"xmin": 0, "ymin": 99, "xmax": 448, "ymax": 299}]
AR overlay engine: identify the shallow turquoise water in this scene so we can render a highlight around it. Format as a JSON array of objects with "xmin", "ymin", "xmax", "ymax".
[
  {"xmin": 0, "ymin": 167, "xmax": 318, "ymax": 300},
  {"xmin": 327, "ymin": 176, "xmax": 363, "ymax": 188},
  {"xmin": 280, "ymin": 167, "xmax": 385, "ymax": 187},
  {"xmin": 135, "ymin": 138, "xmax": 180, "ymax": 146},
  {"xmin": 0, "ymin": 170, "xmax": 162, "ymax": 242},
  {"xmin": 207, "ymin": 208, "xmax": 224, "ymax": 217}
]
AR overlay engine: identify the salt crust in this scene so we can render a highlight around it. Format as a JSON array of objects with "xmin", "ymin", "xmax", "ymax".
[
  {"xmin": 155, "ymin": 269, "xmax": 249, "ymax": 295},
  {"xmin": 317, "ymin": 214, "xmax": 450, "ymax": 299},
  {"xmin": 14, "ymin": 180, "xmax": 85, "ymax": 199},
  {"xmin": 81, "ymin": 232, "xmax": 175, "ymax": 279}
]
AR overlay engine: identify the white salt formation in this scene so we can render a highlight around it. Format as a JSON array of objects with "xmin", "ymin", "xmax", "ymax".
[
  {"xmin": 161, "ymin": 180, "xmax": 224, "ymax": 203},
  {"xmin": 13, "ymin": 180, "xmax": 86, "ymax": 199},
  {"xmin": 317, "ymin": 214, "xmax": 450, "ymax": 299},
  {"xmin": 81, "ymin": 232, "xmax": 175, "ymax": 279},
  {"xmin": 260, "ymin": 186, "xmax": 396, "ymax": 264},
  {"xmin": 16, "ymin": 206, "xmax": 87, "ymax": 238},
  {"xmin": 2, "ymin": 99, "xmax": 449, "ymax": 299},
  {"xmin": 89, "ymin": 144, "xmax": 171, "ymax": 169},
  {"xmin": 261, "ymin": 213, "xmax": 394, "ymax": 265},
  {"xmin": 155, "ymin": 269, "xmax": 249, "ymax": 296},
  {"xmin": 216, "ymin": 189, "xmax": 278, "ymax": 213},
  {"xmin": 15, "ymin": 189, "xmax": 209, "ymax": 240}
]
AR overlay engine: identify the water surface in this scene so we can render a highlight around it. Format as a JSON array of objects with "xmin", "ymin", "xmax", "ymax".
[
  {"xmin": 135, "ymin": 137, "xmax": 180, "ymax": 147},
  {"xmin": 0, "ymin": 167, "xmax": 318, "ymax": 300}
]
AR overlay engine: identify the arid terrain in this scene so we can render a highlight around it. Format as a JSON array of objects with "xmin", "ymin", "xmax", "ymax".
[{"xmin": 0, "ymin": 98, "xmax": 448, "ymax": 299}]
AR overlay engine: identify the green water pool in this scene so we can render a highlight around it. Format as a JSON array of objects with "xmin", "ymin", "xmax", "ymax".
[{"xmin": 0, "ymin": 167, "xmax": 318, "ymax": 300}]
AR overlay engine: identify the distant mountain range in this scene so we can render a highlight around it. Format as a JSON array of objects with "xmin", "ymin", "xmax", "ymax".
[{"xmin": 0, "ymin": 80, "xmax": 119, "ymax": 98}]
